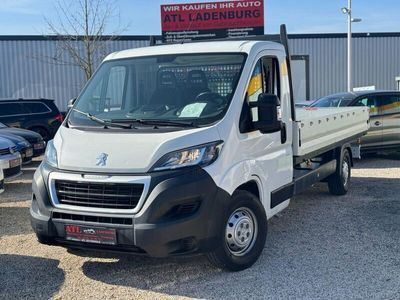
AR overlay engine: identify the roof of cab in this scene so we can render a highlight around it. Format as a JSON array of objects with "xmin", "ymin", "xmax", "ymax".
[{"xmin": 104, "ymin": 40, "xmax": 284, "ymax": 61}]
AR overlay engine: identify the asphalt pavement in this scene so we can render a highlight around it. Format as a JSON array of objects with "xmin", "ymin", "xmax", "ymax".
[{"xmin": 0, "ymin": 155, "xmax": 399, "ymax": 299}]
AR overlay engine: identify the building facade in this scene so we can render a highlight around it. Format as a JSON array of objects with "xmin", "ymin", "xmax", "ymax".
[{"xmin": 0, "ymin": 33, "xmax": 399, "ymax": 110}]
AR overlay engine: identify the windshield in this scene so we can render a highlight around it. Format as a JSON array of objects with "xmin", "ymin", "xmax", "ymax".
[
  {"xmin": 68, "ymin": 53, "xmax": 246, "ymax": 129},
  {"xmin": 311, "ymin": 95, "xmax": 354, "ymax": 108}
]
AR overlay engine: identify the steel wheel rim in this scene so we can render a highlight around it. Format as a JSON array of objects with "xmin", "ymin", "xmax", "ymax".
[
  {"xmin": 342, "ymin": 159, "xmax": 350, "ymax": 186},
  {"xmin": 225, "ymin": 207, "xmax": 258, "ymax": 256}
]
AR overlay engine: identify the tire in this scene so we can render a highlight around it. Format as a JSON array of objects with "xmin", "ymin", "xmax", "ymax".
[
  {"xmin": 328, "ymin": 149, "xmax": 351, "ymax": 196},
  {"xmin": 207, "ymin": 190, "xmax": 267, "ymax": 272},
  {"xmin": 36, "ymin": 234, "xmax": 53, "ymax": 245}
]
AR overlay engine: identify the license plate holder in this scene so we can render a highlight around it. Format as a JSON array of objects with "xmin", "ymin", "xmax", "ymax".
[{"xmin": 64, "ymin": 225, "xmax": 117, "ymax": 245}]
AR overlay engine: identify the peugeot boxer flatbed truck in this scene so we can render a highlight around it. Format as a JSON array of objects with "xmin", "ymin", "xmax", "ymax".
[{"xmin": 31, "ymin": 25, "xmax": 369, "ymax": 271}]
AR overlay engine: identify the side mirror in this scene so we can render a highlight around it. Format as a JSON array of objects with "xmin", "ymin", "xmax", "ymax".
[
  {"xmin": 67, "ymin": 98, "xmax": 76, "ymax": 111},
  {"xmin": 250, "ymin": 93, "xmax": 282, "ymax": 134}
]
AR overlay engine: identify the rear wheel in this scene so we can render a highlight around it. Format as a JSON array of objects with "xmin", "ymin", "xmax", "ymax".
[
  {"xmin": 328, "ymin": 149, "xmax": 351, "ymax": 195},
  {"xmin": 207, "ymin": 190, "xmax": 267, "ymax": 271}
]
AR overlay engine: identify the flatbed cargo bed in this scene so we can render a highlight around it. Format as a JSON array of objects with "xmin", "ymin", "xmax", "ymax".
[{"xmin": 293, "ymin": 107, "xmax": 370, "ymax": 160}]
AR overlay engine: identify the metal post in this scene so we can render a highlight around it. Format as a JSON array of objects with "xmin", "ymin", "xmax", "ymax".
[{"xmin": 347, "ymin": 0, "xmax": 352, "ymax": 92}]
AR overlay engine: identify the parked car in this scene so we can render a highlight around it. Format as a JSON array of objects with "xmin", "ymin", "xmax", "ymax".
[
  {"xmin": 0, "ymin": 137, "xmax": 22, "ymax": 180},
  {"xmin": 311, "ymin": 91, "xmax": 400, "ymax": 153},
  {"xmin": 0, "ymin": 168, "xmax": 4, "ymax": 194},
  {"xmin": 0, "ymin": 122, "xmax": 46, "ymax": 157},
  {"xmin": 0, "ymin": 98, "xmax": 64, "ymax": 141},
  {"xmin": 0, "ymin": 132, "xmax": 33, "ymax": 164}
]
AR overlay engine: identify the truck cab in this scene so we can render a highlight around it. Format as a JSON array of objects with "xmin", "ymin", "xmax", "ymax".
[{"xmin": 31, "ymin": 27, "xmax": 369, "ymax": 271}]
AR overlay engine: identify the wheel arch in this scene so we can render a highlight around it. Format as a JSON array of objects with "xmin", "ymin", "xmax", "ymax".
[
  {"xmin": 339, "ymin": 143, "xmax": 354, "ymax": 167},
  {"xmin": 235, "ymin": 180, "xmax": 261, "ymax": 201}
]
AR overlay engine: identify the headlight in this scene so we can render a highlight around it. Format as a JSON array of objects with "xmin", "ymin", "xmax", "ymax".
[
  {"xmin": 152, "ymin": 141, "xmax": 223, "ymax": 172},
  {"xmin": 44, "ymin": 140, "xmax": 58, "ymax": 168}
]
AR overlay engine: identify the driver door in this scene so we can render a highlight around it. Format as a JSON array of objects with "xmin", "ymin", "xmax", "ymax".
[{"xmin": 239, "ymin": 52, "xmax": 293, "ymax": 213}]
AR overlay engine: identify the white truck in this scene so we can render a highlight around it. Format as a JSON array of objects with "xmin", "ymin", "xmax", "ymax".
[{"xmin": 30, "ymin": 26, "xmax": 369, "ymax": 271}]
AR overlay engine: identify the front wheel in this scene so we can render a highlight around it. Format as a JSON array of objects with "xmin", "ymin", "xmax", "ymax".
[
  {"xmin": 207, "ymin": 190, "xmax": 267, "ymax": 271},
  {"xmin": 328, "ymin": 149, "xmax": 351, "ymax": 195}
]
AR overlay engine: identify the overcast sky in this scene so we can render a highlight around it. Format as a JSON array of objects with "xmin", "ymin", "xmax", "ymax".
[{"xmin": 0, "ymin": 0, "xmax": 399, "ymax": 35}]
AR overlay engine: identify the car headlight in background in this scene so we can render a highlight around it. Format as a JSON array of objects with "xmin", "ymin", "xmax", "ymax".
[
  {"xmin": 44, "ymin": 140, "xmax": 58, "ymax": 167},
  {"xmin": 152, "ymin": 141, "xmax": 223, "ymax": 172}
]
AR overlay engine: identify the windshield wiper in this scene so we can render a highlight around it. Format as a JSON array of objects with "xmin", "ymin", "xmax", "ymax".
[
  {"xmin": 111, "ymin": 119, "xmax": 199, "ymax": 128},
  {"xmin": 72, "ymin": 108, "xmax": 134, "ymax": 129}
]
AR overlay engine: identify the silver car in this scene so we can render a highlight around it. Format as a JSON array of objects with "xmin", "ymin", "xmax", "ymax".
[
  {"xmin": 312, "ymin": 91, "xmax": 400, "ymax": 153},
  {"xmin": 0, "ymin": 137, "xmax": 22, "ymax": 180}
]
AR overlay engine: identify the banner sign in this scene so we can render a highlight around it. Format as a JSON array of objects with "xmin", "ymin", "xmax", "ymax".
[{"xmin": 161, "ymin": 0, "xmax": 264, "ymax": 43}]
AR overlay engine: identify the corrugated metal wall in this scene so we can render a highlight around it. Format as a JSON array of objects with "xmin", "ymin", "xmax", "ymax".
[
  {"xmin": 0, "ymin": 39, "xmax": 149, "ymax": 111},
  {"xmin": 290, "ymin": 35, "xmax": 400, "ymax": 100},
  {"xmin": 0, "ymin": 35, "xmax": 399, "ymax": 110}
]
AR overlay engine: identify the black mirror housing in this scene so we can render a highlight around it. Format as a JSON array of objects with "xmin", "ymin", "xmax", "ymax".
[{"xmin": 250, "ymin": 93, "xmax": 282, "ymax": 134}]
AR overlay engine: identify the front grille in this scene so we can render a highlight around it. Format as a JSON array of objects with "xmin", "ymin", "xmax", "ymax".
[
  {"xmin": 55, "ymin": 180, "xmax": 144, "ymax": 210},
  {"xmin": 4, "ymin": 165, "xmax": 21, "ymax": 178},
  {"xmin": 52, "ymin": 212, "xmax": 133, "ymax": 225},
  {"xmin": 0, "ymin": 146, "xmax": 17, "ymax": 155}
]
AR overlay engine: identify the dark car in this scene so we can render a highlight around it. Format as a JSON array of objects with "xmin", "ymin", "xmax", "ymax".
[
  {"xmin": 311, "ymin": 90, "xmax": 400, "ymax": 152},
  {"xmin": 0, "ymin": 122, "xmax": 46, "ymax": 157},
  {"xmin": 0, "ymin": 132, "xmax": 33, "ymax": 164},
  {"xmin": 0, "ymin": 98, "xmax": 64, "ymax": 141}
]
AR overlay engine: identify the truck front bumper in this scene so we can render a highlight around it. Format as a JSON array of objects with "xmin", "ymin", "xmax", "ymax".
[{"xmin": 30, "ymin": 163, "xmax": 230, "ymax": 257}]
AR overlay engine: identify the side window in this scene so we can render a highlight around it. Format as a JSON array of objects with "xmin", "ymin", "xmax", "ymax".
[
  {"xmin": 104, "ymin": 66, "xmax": 127, "ymax": 112},
  {"xmin": 354, "ymin": 97, "xmax": 378, "ymax": 116},
  {"xmin": 241, "ymin": 57, "xmax": 281, "ymax": 133},
  {"xmin": 377, "ymin": 95, "xmax": 400, "ymax": 115},
  {"xmin": 23, "ymin": 102, "xmax": 51, "ymax": 114},
  {"xmin": 246, "ymin": 57, "xmax": 281, "ymax": 103},
  {"xmin": 0, "ymin": 103, "xmax": 21, "ymax": 117},
  {"xmin": 246, "ymin": 60, "xmax": 263, "ymax": 103},
  {"xmin": 354, "ymin": 97, "xmax": 369, "ymax": 107},
  {"xmin": 262, "ymin": 57, "xmax": 280, "ymax": 97}
]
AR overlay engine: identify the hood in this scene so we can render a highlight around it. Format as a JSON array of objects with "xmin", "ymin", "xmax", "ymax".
[
  {"xmin": 0, "ymin": 133, "xmax": 29, "ymax": 145},
  {"xmin": 0, "ymin": 127, "xmax": 42, "ymax": 143},
  {"xmin": 0, "ymin": 137, "xmax": 16, "ymax": 149},
  {"xmin": 55, "ymin": 125, "xmax": 221, "ymax": 173}
]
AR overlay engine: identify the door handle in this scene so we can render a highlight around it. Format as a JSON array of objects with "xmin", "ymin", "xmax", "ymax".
[{"xmin": 374, "ymin": 121, "xmax": 382, "ymax": 126}]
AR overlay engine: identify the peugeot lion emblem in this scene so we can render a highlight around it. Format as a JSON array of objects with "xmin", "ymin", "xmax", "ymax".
[{"xmin": 96, "ymin": 153, "xmax": 108, "ymax": 167}]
